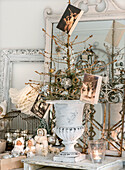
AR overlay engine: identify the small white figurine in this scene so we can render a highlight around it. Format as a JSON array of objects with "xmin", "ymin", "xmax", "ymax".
[
  {"xmin": 0, "ymin": 101, "xmax": 7, "ymax": 118},
  {"xmin": 48, "ymin": 145, "xmax": 65, "ymax": 154},
  {"xmin": 11, "ymin": 137, "xmax": 24, "ymax": 156},
  {"xmin": 24, "ymin": 138, "xmax": 36, "ymax": 157},
  {"xmin": 34, "ymin": 128, "xmax": 48, "ymax": 156},
  {"xmin": 48, "ymin": 145, "xmax": 60, "ymax": 154}
]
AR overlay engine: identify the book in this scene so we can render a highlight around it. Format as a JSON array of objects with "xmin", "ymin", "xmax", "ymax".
[
  {"xmin": 31, "ymin": 94, "xmax": 50, "ymax": 119},
  {"xmin": 80, "ymin": 73, "xmax": 102, "ymax": 104},
  {"xmin": 57, "ymin": 4, "xmax": 83, "ymax": 35}
]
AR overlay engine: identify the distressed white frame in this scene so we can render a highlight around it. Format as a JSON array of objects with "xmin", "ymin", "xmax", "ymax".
[{"xmin": 0, "ymin": 49, "xmax": 44, "ymax": 110}]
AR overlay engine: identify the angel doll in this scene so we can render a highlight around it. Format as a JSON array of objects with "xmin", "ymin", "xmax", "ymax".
[
  {"xmin": 34, "ymin": 128, "xmax": 48, "ymax": 156},
  {"xmin": 24, "ymin": 138, "xmax": 36, "ymax": 157},
  {"xmin": 11, "ymin": 137, "xmax": 24, "ymax": 157}
]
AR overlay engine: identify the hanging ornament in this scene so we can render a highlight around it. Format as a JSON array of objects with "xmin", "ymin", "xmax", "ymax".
[
  {"xmin": 72, "ymin": 77, "xmax": 79, "ymax": 85},
  {"xmin": 61, "ymin": 91, "xmax": 68, "ymax": 95},
  {"xmin": 63, "ymin": 56, "xmax": 67, "ymax": 61},
  {"xmin": 49, "ymin": 68, "xmax": 55, "ymax": 73},
  {"xmin": 71, "ymin": 57, "xmax": 75, "ymax": 63},
  {"xmin": 61, "ymin": 78, "xmax": 72, "ymax": 89},
  {"xmin": 55, "ymin": 46, "xmax": 61, "ymax": 53},
  {"xmin": 56, "ymin": 77, "xmax": 62, "ymax": 83}
]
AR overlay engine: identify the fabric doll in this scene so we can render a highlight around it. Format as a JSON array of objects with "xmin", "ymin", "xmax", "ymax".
[
  {"xmin": 34, "ymin": 128, "xmax": 48, "ymax": 156},
  {"xmin": 24, "ymin": 138, "xmax": 36, "ymax": 157},
  {"xmin": 11, "ymin": 137, "xmax": 24, "ymax": 156}
]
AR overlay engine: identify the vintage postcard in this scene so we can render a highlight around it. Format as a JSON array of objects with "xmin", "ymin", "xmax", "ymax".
[
  {"xmin": 105, "ymin": 21, "xmax": 125, "ymax": 47},
  {"xmin": 80, "ymin": 73, "xmax": 102, "ymax": 104},
  {"xmin": 57, "ymin": 4, "xmax": 83, "ymax": 35},
  {"xmin": 31, "ymin": 94, "xmax": 50, "ymax": 119}
]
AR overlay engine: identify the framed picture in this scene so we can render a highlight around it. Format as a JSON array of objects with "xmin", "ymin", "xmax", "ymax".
[
  {"xmin": 0, "ymin": 49, "xmax": 44, "ymax": 111},
  {"xmin": 31, "ymin": 94, "xmax": 50, "ymax": 119}
]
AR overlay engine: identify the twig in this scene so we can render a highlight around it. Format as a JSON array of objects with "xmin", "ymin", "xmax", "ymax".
[{"xmin": 72, "ymin": 35, "xmax": 93, "ymax": 45}]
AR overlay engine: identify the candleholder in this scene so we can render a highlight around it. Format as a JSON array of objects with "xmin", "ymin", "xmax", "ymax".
[{"xmin": 88, "ymin": 140, "xmax": 106, "ymax": 163}]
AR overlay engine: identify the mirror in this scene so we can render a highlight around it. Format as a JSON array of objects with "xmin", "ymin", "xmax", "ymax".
[
  {"xmin": 44, "ymin": 0, "xmax": 125, "ymax": 154},
  {"xmin": 44, "ymin": 0, "xmax": 125, "ymax": 79},
  {"xmin": 52, "ymin": 20, "xmax": 125, "ymax": 78}
]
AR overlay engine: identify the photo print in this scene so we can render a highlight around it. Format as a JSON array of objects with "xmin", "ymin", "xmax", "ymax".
[
  {"xmin": 80, "ymin": 73, "xmax": 102, "ymax": 104},
  {"xmin": 31, "ymin": 94, "xmax": 50, "ymax": 119},
  {"xmin": 57, "ymin": 4, "xmax": 83, "ymax": 35}
]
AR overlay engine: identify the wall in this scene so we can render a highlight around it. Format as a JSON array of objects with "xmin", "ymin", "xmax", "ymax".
[
  {"xmin": 0, "ymin": 0, "xmax": 67, "ymax": 50},
  {"xmin": 0, "ymin": 0, "xmax": 69, "ymax": 104},
  {"xmin": 0, "ymin": 0, "xmax": 68, "ymax": 139},
  {"xmin": 0, "ymin": 0, "xmax": 69, "ymax": 107},
  {"xmin": 0, "ymin": 0, "xmax": 68, "ymax": 98}
]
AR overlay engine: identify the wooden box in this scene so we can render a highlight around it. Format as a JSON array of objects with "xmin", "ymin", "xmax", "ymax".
[
  {"xmin": 0, "ymin": 154, "xmax": 26, "ymax": 170},
  {"xmin": 0, "ymin": 152, "xmax": 10, "ymax": 159}
]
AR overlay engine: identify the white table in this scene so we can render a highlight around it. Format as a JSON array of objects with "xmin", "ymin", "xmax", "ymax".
[{"xmin": 22, "ymin": 154, "xmax": 124, "ymax": 170}]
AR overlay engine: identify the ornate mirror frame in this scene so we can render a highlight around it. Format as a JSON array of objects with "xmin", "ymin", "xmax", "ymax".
[
  {"xmin": 0, "ymin": 49, "xmax": 44, "ymax": 110},
  {"xmin": 44, "ymin": 0, "xmax": 125, "ymax": 76}
]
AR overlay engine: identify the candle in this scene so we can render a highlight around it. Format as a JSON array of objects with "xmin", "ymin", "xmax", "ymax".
[
  {"xmin": 88, "ymin": 140, "xmax": 105, "ymax": 164},
  {"xmin": 93, "ymin": 150, "xmax": 102, "ymax": 163}
]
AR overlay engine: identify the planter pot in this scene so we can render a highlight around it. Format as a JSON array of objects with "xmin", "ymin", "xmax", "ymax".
[{"xmin": 47, "ymin": 100, "xmax": 85, "ymax": 162}]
